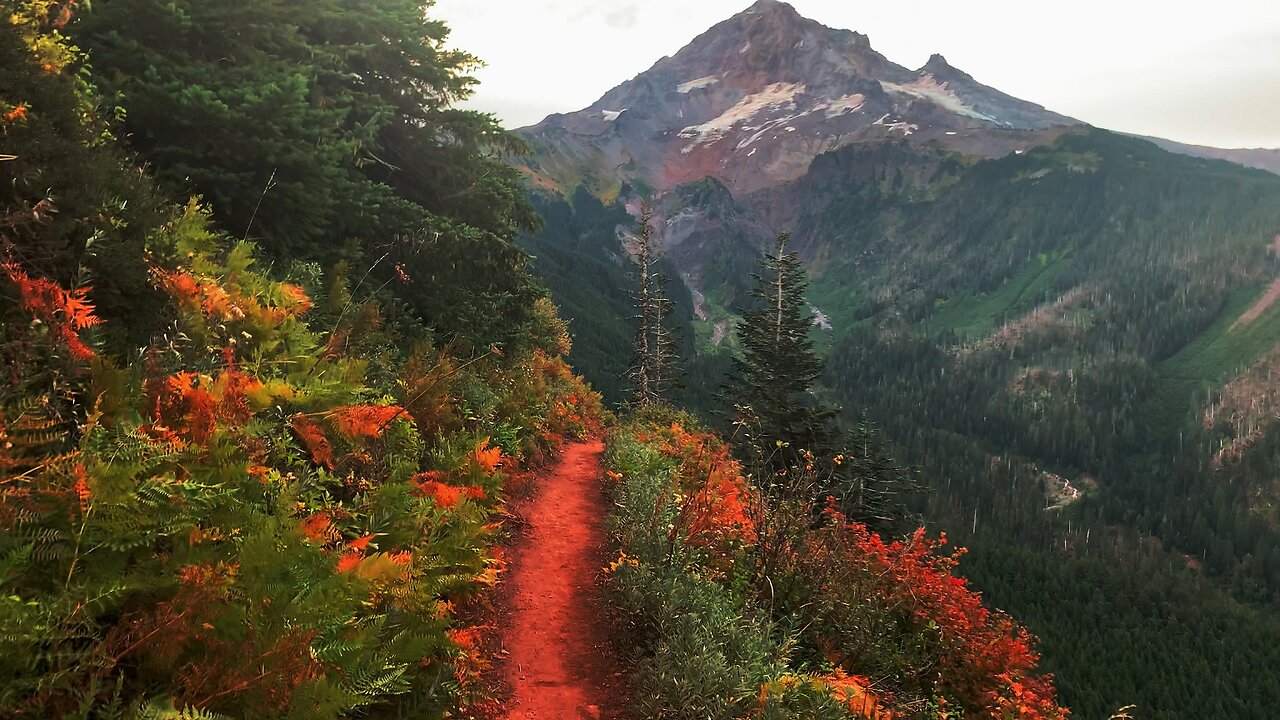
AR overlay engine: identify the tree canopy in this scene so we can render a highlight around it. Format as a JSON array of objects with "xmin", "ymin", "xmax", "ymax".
[{"xmin": 72, "ymin": 0, "xmax": 543, "ymax": 350}]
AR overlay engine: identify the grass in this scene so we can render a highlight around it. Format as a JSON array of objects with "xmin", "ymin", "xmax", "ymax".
[
  {"xmin": 924, "ymin": 249, "xmax": 1074, "ymax": 339},
  {"xmin": 1150, "ymin": 283, "xmax": 1280, "ymax": 430},
  {"xmin": 689, "ymin": 289, "xmax": 740, "ymax": 355}
]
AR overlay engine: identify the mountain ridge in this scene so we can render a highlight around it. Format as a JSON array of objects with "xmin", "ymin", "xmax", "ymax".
[{"xmin": 1133, "ymin": 134, "xmax": 1280, "ymax": 176}]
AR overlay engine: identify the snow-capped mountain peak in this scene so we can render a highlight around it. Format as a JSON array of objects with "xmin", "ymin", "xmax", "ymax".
[{"xmin": 518, "ymin": 1, "xmax": 1078, "ymax": 195}]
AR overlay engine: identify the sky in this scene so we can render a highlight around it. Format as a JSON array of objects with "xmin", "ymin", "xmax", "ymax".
[{"xmin": 433, "ymin": 0, "xmax": 1280, "ymax": 149}]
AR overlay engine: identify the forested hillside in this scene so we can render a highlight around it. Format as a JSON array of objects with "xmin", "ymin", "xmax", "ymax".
[
  {"xmin": 511, "ymin": 5, "xmax": 1280, "ymax": 715},
  {"xmin": 529, "ymin": 126, "xmax": 1280, "ymax": 718},
  {"xmin": 804, "ymin": 132, "xmax": 1280, "ymax": 718}
]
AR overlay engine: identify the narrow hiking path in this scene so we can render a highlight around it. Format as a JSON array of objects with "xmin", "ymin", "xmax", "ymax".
[{"xmin": 498, "ymin": 440, "xmax": 621, "ymax": 720}]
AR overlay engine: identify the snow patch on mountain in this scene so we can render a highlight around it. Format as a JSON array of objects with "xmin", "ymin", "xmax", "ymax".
[
  {"xmin": 824, "ymin": 93, "xmax": 866, "ymax": 118},
  {"xmin": 873, "ymin": 113, "xmax": 919, "ymax": 136},
  {"xmin": 734, "ymin": 105, "xmax": 822, "ymax": 151},
  {"xmin": 602, "ymin": 109, "xmax": 625, "ymax": 122},
  {"xmin": 678, "ymin": 76, "xmax": 721, "ymax": 93},
  {"xmin": 678, "ymin": 82, "xmax": 806, "ymax": 151},
  {"xmin": 882, "ymin": 75, "xmax": 993, "ymax": 122}
]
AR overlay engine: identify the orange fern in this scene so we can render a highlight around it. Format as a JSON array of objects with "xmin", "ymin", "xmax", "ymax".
[
  {"xmin": 298, "ymin": 513, "xmax": 332, "ymax": 543},
  {"xmin": 335, "ymin": 552, "xmax": 363, "ymax": 574},
  {"xmin": 290, "ymin": 415, "xmax": 334, "ymax": 469},
  {"xmin": 146, "ymin": 372, "xmax": 217, "ymax": 445},
  {"xmin": 471, "ymin": 438, "xmax": 503, "ymax": 474},
  {"xmin": 331, "ymin": 405, "xmax": 406, "ymax": 440},
  {"xmin": 2, "ymin": 261, "xmax": 99, "ymax": 360}
]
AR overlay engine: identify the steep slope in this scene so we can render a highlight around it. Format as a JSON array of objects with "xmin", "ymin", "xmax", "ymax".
[{"xmin": 763, "ymin": 132, "xmax": 1280, "ymax": 720}]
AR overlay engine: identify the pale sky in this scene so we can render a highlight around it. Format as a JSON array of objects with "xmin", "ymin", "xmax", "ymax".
[{"xmin": 433, "ymin": 0, "xmax": 1280, "ymax": 149}]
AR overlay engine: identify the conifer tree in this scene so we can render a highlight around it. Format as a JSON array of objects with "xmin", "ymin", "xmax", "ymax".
[
  {"xmin": 651, "ymin": 287, "xmax": 681, "ymax": 400},
  {"xmin": 727, "ymin": 232, "xmax": 919, "ymax": 530},
  {"xmin": 1, "ymin": 2, "xmax": 167, "ymax": 345},
  {"xmin": 727, "ymin": 232, "xmax": 830, "ymax": 457},
  {"xmin": 627, "ymin": 202, "xmax": 680, "ymax": 407},
  {"xmin": 69, "ymin": 0, "xmax": 543, "ymax": 351}
]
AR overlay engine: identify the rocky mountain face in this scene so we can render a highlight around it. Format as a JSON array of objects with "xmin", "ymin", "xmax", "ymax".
[
  {"xmin": 519, "ymin": 0, "xmax": 1085, "ymax": 316},
  {"xmin": 517, "ymin": 0, "xmax": 1077, "ymax": 198}
]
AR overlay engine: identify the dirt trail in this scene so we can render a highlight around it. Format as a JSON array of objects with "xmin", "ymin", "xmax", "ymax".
[{"xmin": 498, "ymin": 440, "xmax": 620, "ymax": 720}]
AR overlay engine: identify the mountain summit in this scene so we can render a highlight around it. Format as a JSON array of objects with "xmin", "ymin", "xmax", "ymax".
[{"xmin": 518, "ymin": 1, "xmax": 1078, "ymax": 195}]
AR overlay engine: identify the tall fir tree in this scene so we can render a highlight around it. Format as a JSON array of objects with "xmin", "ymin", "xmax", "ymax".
[
  {"xmin": 1, "ymin": 0, "xmax": 168, "ymax": 346},
  {"xmin": 727, "ymin": 231, "xmax": 918, "ymax": 530},
  {"xmin": 727, "ymin": 232, "xmax": 830, "ymax": 457}
]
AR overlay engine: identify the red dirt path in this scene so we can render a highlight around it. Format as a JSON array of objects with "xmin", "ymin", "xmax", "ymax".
[{"xmin": 498, "ymin": 440, "xmax": 622, "ymax": 720}]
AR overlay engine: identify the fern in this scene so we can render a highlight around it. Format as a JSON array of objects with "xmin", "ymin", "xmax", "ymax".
[
  {"xmin": 130, "ymin": 697, "xmax": 234, "ymax": 720},
  {"xmin": 0, "ymin": 92, "xmax": 605, "ymax": 717}
]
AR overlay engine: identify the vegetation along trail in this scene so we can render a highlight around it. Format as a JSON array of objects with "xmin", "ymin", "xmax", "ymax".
[{"xmin": 499, "ymin": 440, "xmax": 620, "ymax": 719}]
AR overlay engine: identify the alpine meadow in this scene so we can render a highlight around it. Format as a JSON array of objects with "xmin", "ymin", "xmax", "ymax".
[{"xmin": 2, "ymin": 1, "xmax": 1278, "ymax": 719}]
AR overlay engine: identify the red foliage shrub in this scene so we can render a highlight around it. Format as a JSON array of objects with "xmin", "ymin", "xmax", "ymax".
[
  {"xmin": 652, "ymin": 422, "xmax": 758, "ymax": 566},
  {"xmin": 416, "ymin": 480, "xmax": 465, "ymax": 509},
  {"xmin": 412, "ymin": 469, "xmax": 486, "ymax": 510},
  {"xmin": 800, "ymin": 504, "xmax": 1067, "ymax": 719},
  {"xmin": 2, "ymin": 104, "xmax": 28, "ymax": 123},
  {"xmin": 276, "ymin": 283, "xmax": 312, "ymax": 315},
  {"xmin": 336, "ymin": 552, "xmax": 363, "ymax": 574},
  {"xmin": 470, "ymin": 438, "xmax": 503, "ymax": 474},
  {"xmin": 146, "ymin": 372, "xmax": 217, "ymax": 445},
  {"xmin": 212, "ymin": 368, "xmax": 265, "ymax": 426},
  {"xmin": 445, "ymin": 625, "xmax": 488, "ymax": 692},
  {"xmin": 820, "ymin": 669, "xmax": 897, "ymax": 719},
  {"xmin": 298, "ymin": 513, "xmax": 332, "ymax": 543},
  {"xmin": 625, "ymin": 419, "xmax": 1064, "ymax": 718},
  {"xmin": 154, "ymin": 269, "xmax": 305, "ymax": 328}
]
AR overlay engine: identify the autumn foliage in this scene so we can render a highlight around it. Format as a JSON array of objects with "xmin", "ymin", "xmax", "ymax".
[
  {"xmin": 0, "ymin": 3, "xmax": 612, "ymax": 717},
  {"xmin": 796, "ymin": 507, "xmax": 1065, "ymax": 719},
  {"xmin": 649, "ymin": 421, "xmax": 757, "ymax": 562},
  {"xmin": 605, "ymin": 416, "xmax": 1067, "ymax": 719},
  {"xmin": 0, "ymin": 202, "xmax": 605, "ymax": 718},
  {"xmin": 2, "ymin": 261, "xmax": 99, "ymax": 361}
]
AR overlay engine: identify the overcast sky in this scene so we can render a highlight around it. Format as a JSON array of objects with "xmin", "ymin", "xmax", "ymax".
[{"xmin": 433, "ymin": 0, "xmax": 1280, "ymax": 149}]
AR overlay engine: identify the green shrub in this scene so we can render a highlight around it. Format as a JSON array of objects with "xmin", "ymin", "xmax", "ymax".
[{"xmin": 603, "ymin": 424, "xmax": 858, "ymax": 720}]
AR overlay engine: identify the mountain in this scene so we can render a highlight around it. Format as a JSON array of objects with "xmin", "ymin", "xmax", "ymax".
[
  {"xmin": 517, "ymin": 0, "xmax": 1076, "ymax": 198},
  {"xmin": 516, "ymin": 4, "xmax": 1280, "ymax": 717}
]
